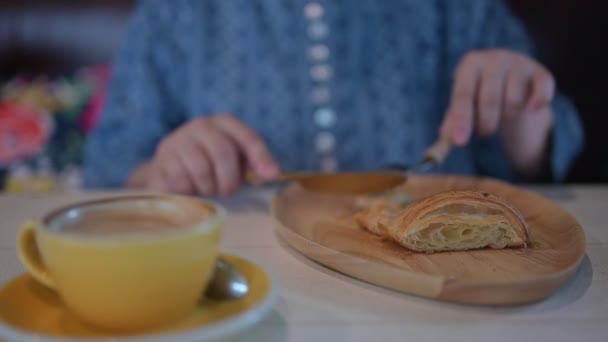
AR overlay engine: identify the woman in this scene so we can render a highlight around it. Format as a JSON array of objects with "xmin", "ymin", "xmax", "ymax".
[{"xmin": 84, "ymin": 0, "xmax": 583, "ymax": 197}]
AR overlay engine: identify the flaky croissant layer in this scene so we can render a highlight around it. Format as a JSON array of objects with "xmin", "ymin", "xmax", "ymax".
[{"xmin": 355, "ymin": 190, "xmax": 529, "ymax": 253}]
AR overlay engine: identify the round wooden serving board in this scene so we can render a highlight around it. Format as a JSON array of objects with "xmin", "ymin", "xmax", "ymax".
[{"xmin": 272, "ymin": 175, "xmax": 586, "ymax": 305}]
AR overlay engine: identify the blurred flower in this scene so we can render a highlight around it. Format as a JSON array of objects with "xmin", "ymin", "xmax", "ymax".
[
  {"xmin": 0, "ymin": 103, "xmax": 52, "ymax": 166},
  {"xmin": 0, "ymin": 64, "xmax": 109, "ymax": 192}
]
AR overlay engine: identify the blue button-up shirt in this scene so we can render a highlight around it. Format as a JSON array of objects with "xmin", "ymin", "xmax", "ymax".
[{"xmin": 83, "ymin": 0, "xmax": 583, "ymax": 188}]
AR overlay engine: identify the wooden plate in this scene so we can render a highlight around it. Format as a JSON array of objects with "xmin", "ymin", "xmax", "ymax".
[{"xmin": 272, "ymin": 175, "xmax": 586, "ymax": 305}]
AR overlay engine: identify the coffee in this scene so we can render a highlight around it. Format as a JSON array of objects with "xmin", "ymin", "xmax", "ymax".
[{"xmin": 47, "ymin": 197, "xmax": 215, "ymax": 235}]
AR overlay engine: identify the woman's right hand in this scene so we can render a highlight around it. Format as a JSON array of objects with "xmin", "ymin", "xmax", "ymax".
[{"xmin": 128, "ymin": 113, "xmax": 279, "ymax": 197}]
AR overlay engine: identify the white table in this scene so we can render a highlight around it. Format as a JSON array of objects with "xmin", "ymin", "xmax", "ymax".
[{"xmin": 0, "ymin": 186, "xmax": 607, "ymax": 342}]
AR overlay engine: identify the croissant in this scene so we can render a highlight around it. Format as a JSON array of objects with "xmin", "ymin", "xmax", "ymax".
[
  {"xmin": 354, "ymin": 199, "xmax": 400, "ymax": 236},
  {"xmin": 385, "ymin": 190, "xmax": 529, "ymax": 252}
]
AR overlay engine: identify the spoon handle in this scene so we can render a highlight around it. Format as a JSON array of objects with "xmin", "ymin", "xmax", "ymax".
[
  {"xmin": 423, "ymin": 137, "xmax": 452, "ymax": 166},
  {"xmin": 245, "ymin": 171, "xmax": 310, "ymax": 185},
  {"xmin": 410, "ymin": 137, "xmax": 452, "ymax": 173}
]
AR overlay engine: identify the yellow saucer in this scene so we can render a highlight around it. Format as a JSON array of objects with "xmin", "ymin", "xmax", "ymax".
[{"xmin": 0, "ymin": 254, "xmax": 278, "ymax": 342}]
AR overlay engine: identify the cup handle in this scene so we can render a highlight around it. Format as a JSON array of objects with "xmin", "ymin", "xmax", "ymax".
[{"xmin": 17, "ymin": 221, "xmax": 56, "ymax": 289}]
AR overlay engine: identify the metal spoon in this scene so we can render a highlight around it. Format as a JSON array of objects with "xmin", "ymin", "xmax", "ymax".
[
  {"xmin": 204, "ymin": 258, "xmax": 249, "ymax": 300},
  {"xmin": 246, "ymin": 137, "xmax": 452, "ymax": 194}
]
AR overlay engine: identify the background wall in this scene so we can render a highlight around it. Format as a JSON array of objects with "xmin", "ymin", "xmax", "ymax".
[
  {"xmin": 0, "ymin": 0, "xmax": 133, "ymax": 75},
  {"xmin": 508, "ymin": 0, "xmax": 606, "ymax": 182}
]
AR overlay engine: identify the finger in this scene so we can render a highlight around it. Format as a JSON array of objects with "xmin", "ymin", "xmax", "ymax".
[
  {"xmin": 174, "ymin": 139, "xmax": 216, "ymax": 196},
  {"xmin": 526, "ymin": 68, "xmax": 555, "ymax": 113},
  {"xmin": 212, "ymin": 113, "xmax": 279, "ymax": 179},
  {"xmin": 157, "ymin": 145, "xmax": 195, "ymax": 194},
  {"xmin": 192, "ymin": 122, "xmax": 241, "ymax": 197},
  {"xmin": 476, "ymin": 63, "xmax": 508, "ymax": 137},
  {"xmin": 503, "ymin": 64, "xmax": 531, "ymax": 120},
  {"xmin": 147, "ymin": 163, "xmax": 168, "ymax": 192},
  {"xmin": 150, "ymin": 142, "xmax": 178, "ymax": 192},
  {"xmin": 441, "ymin": 53, "xmax": 481, "ymax": 146}
]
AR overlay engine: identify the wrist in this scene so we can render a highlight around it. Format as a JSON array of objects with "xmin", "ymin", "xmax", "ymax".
[{"xmin": 500, "ymin": 108, "xmax": 554, "ymax": 180}]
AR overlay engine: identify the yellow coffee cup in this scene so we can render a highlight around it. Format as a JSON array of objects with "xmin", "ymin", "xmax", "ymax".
[{"xmin": 17, "ymin": 194, "xmax": 224, "ymax": 332}]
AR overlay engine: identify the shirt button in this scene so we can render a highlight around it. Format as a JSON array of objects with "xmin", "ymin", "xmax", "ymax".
[
  {"xmin": 315, "ymin": 131, "xmax": 336, "ymax": 153},
  {"xmin": 307, "ymin": 21, "xmax": 328, "ymax": 40},
  {"xmin": 310, "ymin": 64, "xmax": 333, "ymax": 82},
  {"xmin": 309, "ymin": 44, "xmax": 330, "ymax": 61},
  {"xmin": 320, "ymin": 156, "xmax": 338, "ymax": 172},
  {"xmin": 313, "ymin": 107, "xmax": 336, "ymax": 128},
  {"xmin": 304, "ymin": 2, "xmax": 324, "ymax": 20},
  {"xmin": 311, "ymin": 86, "xmax": 331, "ymax": 104}
]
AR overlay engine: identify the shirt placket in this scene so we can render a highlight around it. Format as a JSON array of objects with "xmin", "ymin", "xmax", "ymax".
[{"xmin": 304, "ymin": 1, "xmax": 338, "ymax": 173}]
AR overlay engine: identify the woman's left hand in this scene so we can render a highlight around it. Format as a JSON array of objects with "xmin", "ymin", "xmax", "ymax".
[{"xmin": 440, "ymin": 49, "xmax": 555, "ymax": 178}]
